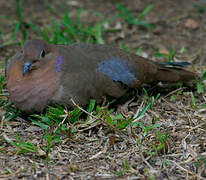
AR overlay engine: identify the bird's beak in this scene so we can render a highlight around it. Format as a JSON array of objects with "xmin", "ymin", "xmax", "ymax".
[{"xmin": 23, "ymin": 62, "xmax": 32, "ymax": 76}]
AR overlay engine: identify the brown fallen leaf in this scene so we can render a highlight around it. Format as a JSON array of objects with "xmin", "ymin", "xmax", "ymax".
[{"xmin": 184, "ymin": 18, "xmax": 199, "ymax": 29}]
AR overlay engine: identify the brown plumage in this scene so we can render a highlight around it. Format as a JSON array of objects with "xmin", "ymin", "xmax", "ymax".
[{"xmin": 6, "ymin": 39, "xmax": 197, "ymax": 113}]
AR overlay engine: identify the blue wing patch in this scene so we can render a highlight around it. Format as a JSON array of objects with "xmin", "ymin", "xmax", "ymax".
[{"xmin": 97, "ymin": 58, "xmax": 135, "ymax": 86}]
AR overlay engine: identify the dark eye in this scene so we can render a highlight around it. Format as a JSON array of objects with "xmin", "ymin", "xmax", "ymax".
[{"xmin": 40, "ymin": 50, "xmax": 45, "ymax": 59}]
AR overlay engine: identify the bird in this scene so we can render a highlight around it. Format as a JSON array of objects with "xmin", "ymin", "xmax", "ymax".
[{"xmin": 6, "ymin": 39, "xmax": 197, "ymax": 113}]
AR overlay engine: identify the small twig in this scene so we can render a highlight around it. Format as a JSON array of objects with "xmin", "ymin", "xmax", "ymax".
[
  {"xmin": 163, "ymin": 87, "xmax": 185, "ymax": 99},
  {"xmin": 46, "ymin": 172, "xmax": 49, "ymax": 180},
  {"xmin": 89, "ymin": 150, "xmax": 105, "ymax": 160},
  {"xmin": 0, "ymin": 41, "xmax": 21, "ymax": 49},
  {"xmin": 161, "ymin": 97, "xmax": 179, "ymax": 111},
  {"xmin": 133, "ymin": 101, "xmax": 145, "ymax": 120},
  {"xmin": 70, "ymin": 98, "xmax": 127, "ymax": 136},
  {"xmin": 78, "ymin": 122, "xmax": 100, "ymax": 132},
  {"xmin": 147, "ymin": 109, "xmax": 162, "ymax": 119},
  {"xmin": 140, "ymin": 152, "xmax": 154, "ymax": 170},
  {"xmin": 188, "ymin": 122, "xmax": 206, "ymax": 132},
  {"xmin": 54, "ymin": 109, "xmax": 69, "ymax": 133},
  {"xmin": 170, "ymin": 160, "xmax": 205, "ymax": 179},
  {"xmin": 183, "ymin": 152, "xmax": 206, "ymax": 164},
  {"xmin": 0, "ymin": 115, "xmax": 5, "ymax": 129},
  {"xmin": 71, "ymin": 99, "xmax": 99, "ymax": 121},
  {"xmin": 183, "ymin": 106, "xmax": 195, "ymax": 126}
]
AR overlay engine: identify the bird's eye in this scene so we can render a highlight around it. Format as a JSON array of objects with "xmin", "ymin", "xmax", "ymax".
[{"xmin": 40, "ymin": 50, "xmax": 45, "ymax": 59}]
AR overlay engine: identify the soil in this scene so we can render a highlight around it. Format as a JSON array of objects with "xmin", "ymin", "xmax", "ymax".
[{"xmin": 0, "ymin": 0, "xmax": 206, "ymax": 179}]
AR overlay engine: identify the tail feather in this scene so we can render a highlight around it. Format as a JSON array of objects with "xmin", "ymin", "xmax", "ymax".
[
  {"xmin": 155, "ymin": 62, "xmax": 197, "ymax": 83},
  {"xmin": 156, "ymin": 61, "xmax": 191, "ymax": 67}
]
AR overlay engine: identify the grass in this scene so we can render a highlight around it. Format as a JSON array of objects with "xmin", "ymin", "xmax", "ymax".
[
  {"xmin": 155, "ymin": 48, "xmax": 176, "ymax": 62},
  {"xmin": 3, "ymin": 134, "xmax": 39, "ymax": 155},
  {"xmin": 15, "ymin": 1, "xmax": 39, "ymax": 39},
  {"xmin": 116, "ymin": 3, "xmax": 154, "ymax": 29},
  {"xmin": 196, "ymin": 70, "xmax": 206, "ymax": 93},
  {"xmin": 41, "ymin": 11, "xmax": 104, "ymax": 44},
  {"xmin": 0, "ymin": 1, "xmax": 206, "ymax": 179}
]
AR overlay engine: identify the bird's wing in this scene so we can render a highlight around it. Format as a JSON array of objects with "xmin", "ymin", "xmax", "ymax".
[{"xmin": 67, "ymin": 43, "xmax": 152, "ymax": 87}]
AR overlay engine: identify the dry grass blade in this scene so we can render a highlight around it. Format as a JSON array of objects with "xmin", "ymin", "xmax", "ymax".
[
  {"xmin": 170, "ymin": 160, "xmax": 205, "ymax": 179},
  {"xmin": 70, "ymin": 98, "xmax": 127, "ymax": 136},
  {"xmin": 53, "ymin": 109, "xmax": 69, "ymax": 133}
]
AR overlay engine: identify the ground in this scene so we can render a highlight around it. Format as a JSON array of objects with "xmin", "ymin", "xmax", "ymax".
[{"xmin": 0, "ymin": 0, "xmax": 206, "ymax": 179}]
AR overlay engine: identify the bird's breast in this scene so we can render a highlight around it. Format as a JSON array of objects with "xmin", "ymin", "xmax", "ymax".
[{"xmin": 7, "ymin": 59, "xmax": 61, "ymax": 112}]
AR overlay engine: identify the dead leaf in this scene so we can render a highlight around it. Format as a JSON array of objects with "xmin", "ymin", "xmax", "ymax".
[{"xmin": 184, "ymin": 18, "xmax": 199, "ymax": 29}]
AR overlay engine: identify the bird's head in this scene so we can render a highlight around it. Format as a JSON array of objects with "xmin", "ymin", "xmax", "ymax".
[{"xmin": 22, "ymin": 39, "xmax": 54, "ymax": 76}]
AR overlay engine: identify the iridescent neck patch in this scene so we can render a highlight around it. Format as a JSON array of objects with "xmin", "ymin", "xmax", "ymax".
[{"xmin": 55, "ymin": 55, "xmax": 62, "ymax": 72}]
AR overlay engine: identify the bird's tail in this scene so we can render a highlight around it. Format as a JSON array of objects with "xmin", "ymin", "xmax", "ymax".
[{"xmin": 154, "ymin": 61, "xmax": 197, "ymax": 83}]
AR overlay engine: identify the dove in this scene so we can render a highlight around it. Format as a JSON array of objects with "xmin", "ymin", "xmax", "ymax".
[{"xmin": 6, "ymin": 39, "xmax": 197, "ymax": 113}]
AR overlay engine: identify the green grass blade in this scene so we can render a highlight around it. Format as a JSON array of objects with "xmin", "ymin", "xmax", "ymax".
[
  {"xmin": 16, "ymin": 0, "xmax": 24, "ymax": 21},
  {"xmin": 12, "ymin": 22, "xmax": 21, "ymax": 40},
  {"xmin": 137, "ymin": 4, "xmax": 153, "ymax": 20}
]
